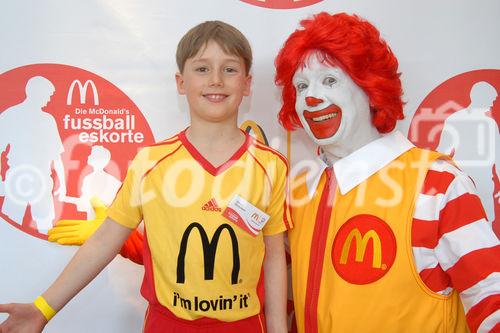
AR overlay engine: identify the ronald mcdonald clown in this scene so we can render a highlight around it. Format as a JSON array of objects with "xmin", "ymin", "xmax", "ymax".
[{"xmin": 275, "ymin": 12, "xmax": 500, "ymax": 333}]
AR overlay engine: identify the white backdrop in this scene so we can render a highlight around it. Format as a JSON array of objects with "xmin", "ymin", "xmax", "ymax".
[{"xmin": 1, "ymin": 1, "xmax": 499, "ymax": 332}]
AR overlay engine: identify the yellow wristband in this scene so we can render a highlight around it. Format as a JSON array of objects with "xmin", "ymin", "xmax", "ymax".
[{"xmin": 33, "ymin": 296, "xmax": 57, "ymax": 321}]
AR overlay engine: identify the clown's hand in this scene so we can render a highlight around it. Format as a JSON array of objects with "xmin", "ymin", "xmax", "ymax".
[{"xmin": 48, "ymin": 197, "xmax": 107, "ymax": 246}]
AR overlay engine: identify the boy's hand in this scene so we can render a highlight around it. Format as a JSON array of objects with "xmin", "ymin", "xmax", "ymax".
[
  {"xmin": 0, "ymin": 303, "xmax": 47, "ymax": 333},
  {"xmin": 48, "ymin": 197, "xmax": 107, "ymax": 245}
]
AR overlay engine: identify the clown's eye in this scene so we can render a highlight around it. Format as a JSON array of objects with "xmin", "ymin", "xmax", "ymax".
[
  {"xmin": 323, "ymin": 76, "xmax": 337, "ymax": 87},
  {"xmin": 296, "ymin": 82, "xmax": 308, "ymax": 92}
]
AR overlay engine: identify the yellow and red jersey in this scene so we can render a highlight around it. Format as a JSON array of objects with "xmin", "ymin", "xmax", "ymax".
[{"xmin": 108, "ymin": 129, "xmax": 292, "ymax": 322}]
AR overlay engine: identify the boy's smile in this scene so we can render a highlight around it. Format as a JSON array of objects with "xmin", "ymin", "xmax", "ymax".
[
  {"xmin": 203, "ymin": 93, "xmax": 228, "ymax": 103},
  {"xmin": 176, "ymin": 40, "xmax": 252, "ymax": 124}
]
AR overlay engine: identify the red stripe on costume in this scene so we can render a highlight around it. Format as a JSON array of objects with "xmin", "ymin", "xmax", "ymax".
[
  {"xmin": 438, "ymin": 193, "xmax": 487, "ymax": 236},
  {"xmin": 418, "ymin": 266, "xmax": 450, "ymax": 293},
  {"xmin": 446, "ymin": 245, "xmax": 500, "ymax": 292},
  {"xmin": 412, "ymin": 218, "xmax": 439, "ymax": 248},
  {"xmin": 304, "ymin": 171, "xmax": 335, "ymax": 333},
  {"xmin": 465, "ymin": 294, "xmax": 500, "ymax": 333},
  {"xmin": 421, "ymin": 170, "xmax": 455, "ymax": 195}
]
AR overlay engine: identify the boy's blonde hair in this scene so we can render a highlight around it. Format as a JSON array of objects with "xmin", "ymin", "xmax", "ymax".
[{"xmin": 176, "ymin": 21, "xmax": 252, "ymax": 75}]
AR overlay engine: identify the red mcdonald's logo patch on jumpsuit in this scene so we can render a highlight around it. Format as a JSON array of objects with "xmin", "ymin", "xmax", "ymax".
[{"xmin": 332, "ymin": 214, "xmax": 397, "ymax": 284}]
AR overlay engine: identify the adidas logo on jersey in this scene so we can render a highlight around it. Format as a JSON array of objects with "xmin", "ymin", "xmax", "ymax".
[{"xmin": 202, "ymin": 198, "xmax": 222, "ymax": 212}]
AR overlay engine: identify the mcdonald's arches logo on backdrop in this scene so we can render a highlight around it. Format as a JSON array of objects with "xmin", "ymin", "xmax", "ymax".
[
  {"xmin": 67, "ymin": 79, "xmax": 99, "ymax": 105},
  {"xmin": 332, "ymin": 214, "xmax": 396, "ymax": 284}
]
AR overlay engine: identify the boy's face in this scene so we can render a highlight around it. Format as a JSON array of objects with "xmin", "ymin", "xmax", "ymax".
[{"xmin": 176, "ymin": 40, "xmax": 251, "ymax": 124}]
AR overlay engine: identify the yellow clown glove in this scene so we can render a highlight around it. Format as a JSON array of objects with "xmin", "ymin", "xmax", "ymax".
[{"xmin": 48, "ymin": 197, "xmax": 107, "ymax": 245}]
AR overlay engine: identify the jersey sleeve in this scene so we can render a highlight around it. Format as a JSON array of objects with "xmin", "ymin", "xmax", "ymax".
[
  {"xmin": 262, "ymin": 154, "xmax": 293, "ymax": 236},
  {"xmin": 412, "ymin": 159, "xmax": 500, "ymax": 333},
  {"xmin": 107, "ymin": 148, "xmax": 150, "ymax": 229}
]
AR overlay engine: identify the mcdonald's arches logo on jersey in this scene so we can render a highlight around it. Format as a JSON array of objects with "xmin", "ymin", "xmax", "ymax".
[
  {"xmin": 177, "ymin": 222, "xmax": 240, "ymax": 285},
  {"xmin": 332, "ymin": 214, "xmax": 396, "ymax": 284}
]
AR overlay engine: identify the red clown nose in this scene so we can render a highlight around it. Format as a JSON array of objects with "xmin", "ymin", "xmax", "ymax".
[{"xmin": 305, "ymin": 96, "xmax": 323, "ymax": 107}]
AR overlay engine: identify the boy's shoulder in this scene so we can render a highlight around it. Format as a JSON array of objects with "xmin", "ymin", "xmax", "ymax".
[
  {"xmin": 249, "ymin": 136, "xmax": 288, "ymax": 167},
  {"xmin": 147, "ymin": 132, "xmax": 182, "ymax": 149},
  {"xmin": 131, "ymin": 132, "xmax": 184, "ymax": 167}
]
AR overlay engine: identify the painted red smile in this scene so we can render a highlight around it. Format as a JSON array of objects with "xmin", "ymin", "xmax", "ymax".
[{"xmin": 303, "ymin": 104, "xmax": 342, "ymax": 139}]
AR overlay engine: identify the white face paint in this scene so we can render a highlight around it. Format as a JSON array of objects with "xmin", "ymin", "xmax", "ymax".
[{"xmin": 292, "ymin": 53, "xmax": 378, "ymax": 155}]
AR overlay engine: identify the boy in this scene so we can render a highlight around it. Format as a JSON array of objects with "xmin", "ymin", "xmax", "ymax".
[{"xmin": 0, "ymin": 21, "xmax": 291, "ymax": 333}]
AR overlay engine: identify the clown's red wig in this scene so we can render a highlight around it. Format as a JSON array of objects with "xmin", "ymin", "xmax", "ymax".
[{"xmin": 275, "ymin": 12, "xmax": 404, "ymax": 133}]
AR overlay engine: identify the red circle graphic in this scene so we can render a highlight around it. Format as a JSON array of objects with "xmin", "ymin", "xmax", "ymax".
[
  {"xmin": 332, "ymin": 214, "xmax": 396, "ymax": 284},
  {"xmin": 0, "ymin": 64, "xmax": 155, "ymax": 240},
  {"xmin": 408, "ymin": 69, "xmax": 499, "ymax": 235},
  {"xmin": 240, "ymin": 0, "xmax": 323, "ymax": 9}
]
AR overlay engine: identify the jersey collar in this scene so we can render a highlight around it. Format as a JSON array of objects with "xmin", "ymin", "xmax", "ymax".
[{"xmin": 179, "ymin": 128, "xmax": 252, "ymax": 176}]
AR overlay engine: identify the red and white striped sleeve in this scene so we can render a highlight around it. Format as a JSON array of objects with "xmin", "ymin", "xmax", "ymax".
[{"xmin": 412, "ymin": 159, "xmax": 500, "ymax": 333}]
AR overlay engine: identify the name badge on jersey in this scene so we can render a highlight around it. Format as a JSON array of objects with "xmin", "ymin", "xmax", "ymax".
[{"xmin": 222, "ymin": 195, "xmax": 270, "ymax": 237}]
